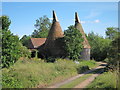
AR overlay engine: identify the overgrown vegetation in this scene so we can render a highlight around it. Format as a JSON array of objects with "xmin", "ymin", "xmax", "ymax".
[
  {"xmin": 2, "ymin": 58, "xmax": 97, "ymax": 88},
  {"xmin": 20, "ymin": 35, "xmax": 30, "ymax": 47},
  {"xmin": 2, "ymin": 14, "xmax": 119, "ymax": 89},
  {"xmin": 2, "ymin": 16, "xmax": 21, "ymax": 68},
  {"xmin": 64, "ymin": 25, "xmax": 83, "ymax": 60},
  {"xmin": 1, "ymin": 16, "xmax": 30, "ymax": 68},
  {"xmin": 87, "ymin": 32, "xmax": 111, "ymax": 61},
  {"xmin": 87, "ymin": 27, "xmax": 120, "ymax": 88},
  {"xmin": 105, "ymin": 27, "xmax": 119, "ymax": 40},
  {"xmin": 107, "ymin": 36, "xmax": 120, "ymax": 69},
  {"xmin": 86, "ymin": 71, "xmax": 117, "ymax": 88}
]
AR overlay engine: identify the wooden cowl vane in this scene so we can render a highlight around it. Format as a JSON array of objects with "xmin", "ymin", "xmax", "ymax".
[
  {"xmin": 75, "ymin": 12, "xmax": 91, "ymax": 60},
  {"xmin": 44, "ymin": 10, "xmax": 64, "ymax": 57}
]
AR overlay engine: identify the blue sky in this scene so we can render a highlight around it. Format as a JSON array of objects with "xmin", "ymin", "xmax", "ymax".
[{"xmin": 2, "ymin": 2, "xmax": 118, "ymax": 38}]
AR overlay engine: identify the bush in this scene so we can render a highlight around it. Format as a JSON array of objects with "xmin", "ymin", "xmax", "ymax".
[
  {"xmin": 18, "ymin": 43, "xmax": 31, "ymax": 58},
  {"xmin": 64, "ymin": 25, "xmax": 83, "ymax": 60},
  {"xmin": 1, "ymin": 16, "xmax": 31, "ymax": 68},
  {"xmin": 76, "ymin": 66, "xmax": 90, "ymax": 74},
  {"xmin": 2, "ymin": 30, "xmax": 21, "ymax": 68}
]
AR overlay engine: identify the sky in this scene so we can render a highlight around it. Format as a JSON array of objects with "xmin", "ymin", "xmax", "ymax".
[
  {"xmin": 2, "ymin": 2, "xmax": 118, "ymax": 38},
  {"xmin": 2, "ymin": 0, "xmax": 120, "ymax": 2}
]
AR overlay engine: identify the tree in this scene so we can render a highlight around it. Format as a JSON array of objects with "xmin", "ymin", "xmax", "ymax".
[
  {"xmin": 2, "ymin": 30, "xmax": 21, "ymax": 68},
  {"xmin": 64, "ymin": 25, "xmax": 83, "ymax": 60},
  {"xmin": 1, "ymin": 16, "xmax": 11, "ymax": 30},
  {"xmin": 105, "ymin": 27, "xmax": 119, "ymax": 40},
  {"xmin": 107, "ymin": 36, "xmax": 120, "ymax": 68},
  {"xmin": 31, "ymin": 15, "xmax": 52, "ymax": 38},
  {"xmin": 20, "ymin": 35, "xmax": 30, "ymax": 47},
  {"xmin": 87, "ymin": 32, "xmax": 111, "ymax": 61},
  {"xmin": 1, "ymin": 16, "xmax": 30, "ymax": 68}
]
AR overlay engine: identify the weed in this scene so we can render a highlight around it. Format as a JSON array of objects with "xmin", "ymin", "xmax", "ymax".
[{"xmin": 2, "ymin": 58, "xmax": 97, "ymax": 88}]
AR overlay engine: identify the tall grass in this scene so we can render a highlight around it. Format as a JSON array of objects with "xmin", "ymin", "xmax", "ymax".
[
  {"xmin": 86, "ymin": 71, "xmax": 117, "ymax": 88},
  {"xmin": 2, "ymin": 58, "xmax": 97, "ymax": 88}
]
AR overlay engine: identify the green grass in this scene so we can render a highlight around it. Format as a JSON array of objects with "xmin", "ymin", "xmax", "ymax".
[
  {"xmin": 2, "ymin": 58, "xmax": 97, "ymax": 88},
  {"xmin": 59, "ymin": 67, "xmax": 103, "ymax": 88},
  {"xmin": 59, "ymin": 74, "xmax": 92, "ymax": 88},
  {"xmin": 78, "ymin": 60, "xmax": 97, "ymax": 69},
  {"xmin": 86, "ymin": 71, "xmax": 117, "ymax": 88}
]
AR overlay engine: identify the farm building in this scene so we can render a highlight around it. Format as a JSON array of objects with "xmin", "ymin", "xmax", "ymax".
[{"xmin": 27, "ymin": 11, "xmax": 91, "ymax": 60}]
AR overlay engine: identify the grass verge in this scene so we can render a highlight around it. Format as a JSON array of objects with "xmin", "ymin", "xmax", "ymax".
[
  {"xmin": 2, "ymin": 58, "xmax": 97, "ymax": 88},
  {"xmin": 86, "ymin": 71, "xmax": 117, "ymax": 88},
  {"xmin": 59, "ymin": 74, "xmax": 92, "ymax": 88},
  {"xmin": 59, "ymin": 67, "xmax": 104, "ymax": 88}
]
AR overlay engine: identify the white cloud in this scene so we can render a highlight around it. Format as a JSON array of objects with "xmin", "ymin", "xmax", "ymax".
[
  {"xmin": 81, "ymin": 21, "xmax": 86, "ymax": 24},
  {"xmin": 85, "ymin": 11, "xmax": 100, "ymax": 19},
  {"xmin": 80, "ymin": 19, "xmax": 100, "ymax": 24},
  {"xmin": 94, "ymin": 19, "xmax": 100, "ymax": 23}
]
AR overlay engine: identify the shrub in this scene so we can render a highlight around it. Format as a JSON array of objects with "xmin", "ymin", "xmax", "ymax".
[
  {"xmin": 2, "ymin": 30, "xmax": 21, "ymax": 68},
  {"xmin": 1, "ymin": 16, "xmax": 31, "ymax": 68},
  {"xmin": 18, "ymin": 42, "xmax": 31, "ymax": 58},
  {"xmin": 64, "ymin": 25, "xmax": 83, "ymax": 60},
  {"xmin": 76, "ymin": 66, "xmax": 90, "ymax": 74}
]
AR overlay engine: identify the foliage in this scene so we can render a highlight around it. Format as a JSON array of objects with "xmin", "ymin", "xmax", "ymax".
[
  {"xmin": 2, "ymin": 58, "xmax": 97, "ymax": 88},
  {"xmin": 87, "ymin": 32, "xmax": 111, "ymax": 61},
  {"xmin": 1, "ymin": 16, "xmax": 21, "ymax": 68},
  {"xmin": 107, "ymin": 36, "xmax": 120, "ymax": 69},
  {"xmin": 64, "ymin": 25, "xmax": 84, "ymax": 60},
  {"xmin": 1, "ymin": 16, "xmax": 11, "ymax": 30},
  {"xmin": 87, "ymin": 71, "xmax": 117, "ymax": 88},
  {"xmin": 18, "ymin": 42, "xmax": 31, "ymax": 58},
  {"xmin": 1, "ymin": 16, "xmax": 30, "ymax": 68},
  {"xmin": 31, "ymin": 15, "xmax": 52, "ymax": 38},
  {"xmin": 105, "ymin": 27, "xmax": 119, "ymax": 40},
  {"xmin": 104, "ymin": 27, "xmax": 119, "ymax": 70},
  {"xmin": 46, "ymin": 56, "xmax": 56, "ymax": 62},
  {"xmin": 2, "ymin": 30, "xmax": 21, "ymax": 68},
  {"xmin": 20, "ymin": 35, "xmax": 30, "ymax": 47}
]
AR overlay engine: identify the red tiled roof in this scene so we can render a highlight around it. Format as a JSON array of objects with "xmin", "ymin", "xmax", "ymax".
[{"xmin": 30, "ymin": 38, "xmax": 46, "ymax": 49}]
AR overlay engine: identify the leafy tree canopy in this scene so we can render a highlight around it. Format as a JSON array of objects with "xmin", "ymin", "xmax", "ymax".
[
  {"xmin": 105, "ymin": 27, "xmax": 119, "ymax": 40},
  {"xmin": 1, "ymin": 16, "xmax": 30, "ymax": 68},
  {"xmin": 107, "ymin": 35, "xmax": 120, "ymax": 69},
  {"xmin": 1, "ymin": 16, "xmax": 11, "ymax": 30},
  {"xmin": 31, "ymin": 15, "xmax": 52, "ymax": 38},
  {"xmin": 20, "ymin": 35, "xmax": 30, "ymax": 47},
  {"xmin": 64, "ymin": 25, "xmax": 84, "ymax": 60},
  {"xmin": 87, "ymin": 32, "xmax": 111, "ymax": 61}
]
